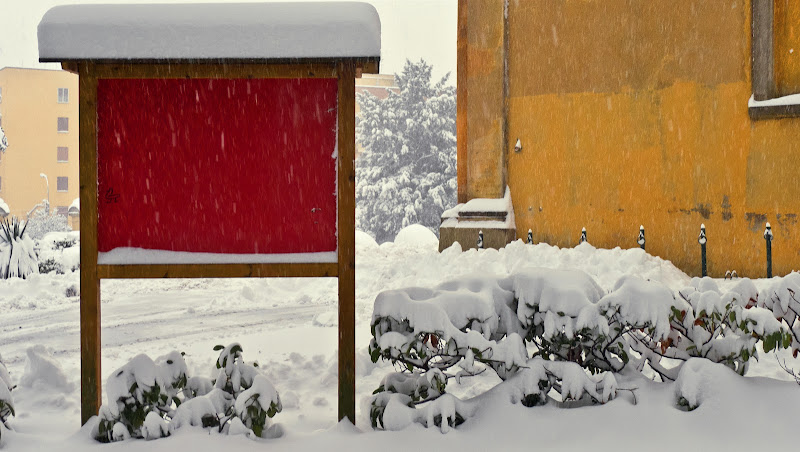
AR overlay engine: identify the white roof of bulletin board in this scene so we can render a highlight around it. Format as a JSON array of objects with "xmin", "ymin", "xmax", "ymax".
[{"xmin": 38, "ymin": 2, "xmax": 381, "ymax": 62}]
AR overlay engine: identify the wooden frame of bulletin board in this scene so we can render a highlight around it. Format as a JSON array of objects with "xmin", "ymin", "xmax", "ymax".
[{"xmin": 60, "ymin": 57, "xmax": 378, "ymax": 425}]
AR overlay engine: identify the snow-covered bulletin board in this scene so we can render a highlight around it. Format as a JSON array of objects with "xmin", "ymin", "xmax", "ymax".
[
  {"xmin": 96, "ymin": 78, "xmax": 339, "ymax": 256},
  {"xmin": 38, "ymin": 1, "xmax": 380, "ymax": 427}
]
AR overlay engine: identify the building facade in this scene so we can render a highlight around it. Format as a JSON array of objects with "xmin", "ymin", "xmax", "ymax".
[
  {"xmin": 448, "ymin": 0, "xmax": 800, "ymax": 277},
  {"xmin": 0, "ymin": 67, "xmax": 79, "ymax": 229}
]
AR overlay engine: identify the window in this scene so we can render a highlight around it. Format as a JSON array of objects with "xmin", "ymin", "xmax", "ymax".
[
  {"xmin": 57, "ymin": 146, "xmax": 69, "ymax": 162},
  {"xmin": 58, "ymin": 88, "xmax": 69, "ymax": 104},
  {"xmin": 750, "ymin": 0, "xmax": 800, "ymax": 119},
  {"xmin": 56, "ymin": 206, "xmax": 68, "ymax": 216},
  {"xmin": 57, "ymin": 117, "xmax": 69, "ymax": 133},
  {"xmin": 57, "ymin": 176, "xmax": 68, "ymax": 192}
]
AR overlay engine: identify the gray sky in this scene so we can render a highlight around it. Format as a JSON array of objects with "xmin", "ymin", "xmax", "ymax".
[{"xmin": 0, "ymin": 0, "xmax": 457, "ymax": 82}]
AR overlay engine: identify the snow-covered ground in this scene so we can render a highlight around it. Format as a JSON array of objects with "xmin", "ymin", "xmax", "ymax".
[{"xmin": 1, "ymin": 229, "xmax": 799, "ymax": 451}]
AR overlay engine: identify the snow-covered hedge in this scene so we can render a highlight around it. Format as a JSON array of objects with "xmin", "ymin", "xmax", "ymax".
[
  {"xmin": 95, "ymin": 343, "xmax": 282, "ymax": 442},
  {"xmin": 369, "ymin": 270, "xmax": 791, "ymax": 432},
  {"xmin": 0, "ymin": 352, "xmax": 14, "ymax": 441}
]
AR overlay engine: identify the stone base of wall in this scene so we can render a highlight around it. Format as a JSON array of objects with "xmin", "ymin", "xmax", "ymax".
[
  {"xmin": 439, "ymin": 224, "xmax": 517, "ymax": 252},
  {"xmin": 438, "ymin": 187, "xmax": 517, "ymax": 252}
]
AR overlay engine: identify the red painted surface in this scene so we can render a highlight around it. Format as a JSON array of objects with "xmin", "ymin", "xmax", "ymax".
[{"xmin": 97, "ymin": 78, "xmax": 338, "ymax": 254}]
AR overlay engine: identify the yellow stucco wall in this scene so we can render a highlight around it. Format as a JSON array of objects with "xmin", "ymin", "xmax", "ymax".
[
  {"xmin": 496, "ymin": 0, "xmax": 800, "ymax": 277},
  {"xmin": 0, "ymin": 68, "xmax": 79, "ymax": 226}
]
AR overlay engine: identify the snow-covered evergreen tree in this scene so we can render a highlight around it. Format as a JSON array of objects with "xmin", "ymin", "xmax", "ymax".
[
  {"xmin": 25, "ymin": 210, "xmax": 71, "ymax": 241},
  {"xmin": 356, "ymin": 59, "xmax": 456, "ymax": 243}
]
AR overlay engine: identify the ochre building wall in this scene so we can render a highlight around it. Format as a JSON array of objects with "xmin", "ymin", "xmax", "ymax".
[{"xmin": 461, "ymin": 0, "xmax": 800, "ymax": 277}]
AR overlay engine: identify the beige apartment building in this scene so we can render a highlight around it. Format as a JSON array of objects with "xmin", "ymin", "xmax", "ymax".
[{"xmin": 0, "ymin": 67, "xmax": 79, "ymax": 229}]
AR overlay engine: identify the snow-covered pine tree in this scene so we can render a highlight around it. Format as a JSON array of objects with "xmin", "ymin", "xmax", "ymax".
[{"xmin": 356, "ymin": 59, "xmax": 456, "ymax": 244}]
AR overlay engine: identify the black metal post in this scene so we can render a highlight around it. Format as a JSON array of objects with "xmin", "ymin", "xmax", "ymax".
[
  {"xmin": 527, "ymin": 229, "xmax": 533, "ymax": 245},
  {"xmin": 580, "ymin": 227, "xmax": 587, "ymax": 244},
  {"xmin": 638, "ymin": 225, "xmax": 645, "ymax": 250},
  {"xmin": 698, "ymin": 224, "xmax": 707, "ymax": 277},
  {"xmin": 477, "ymin": 230, "xmax": 484, "ymax": 249},
  {"xmin": 764, "ymin": 222, "xmax": 773, "ymax": 278}
]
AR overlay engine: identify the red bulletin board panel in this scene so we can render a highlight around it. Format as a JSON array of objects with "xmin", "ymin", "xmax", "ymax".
[{"xmin": 96, "ymin": 78, "xmax": 338, "ymax": 255}]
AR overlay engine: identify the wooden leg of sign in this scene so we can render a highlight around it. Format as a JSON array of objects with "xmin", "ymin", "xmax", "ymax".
[
  {"xmin": 337, "ymin": 62, "xmax": 356, "ymax": 424},
  {"xmin": 79, "ymin": 63, "xmax": 102, "ymax": 425},
  {"xmin": 80, "ymin": 276, "xmax": 101, "ymax": 424}
]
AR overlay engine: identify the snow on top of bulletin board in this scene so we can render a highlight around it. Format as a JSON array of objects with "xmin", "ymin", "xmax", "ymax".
[{"xmin": 39, "ymin": 2, "xmax": 380, "ymax": 61}]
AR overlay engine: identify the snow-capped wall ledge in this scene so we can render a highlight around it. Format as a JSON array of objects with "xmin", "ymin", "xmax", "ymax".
[
  {"xmin": 748, "ymin": 93, "xmax": 800, "ymax": 120},
  {"xmin": 98, "ymin": 248, "xmax": 338, "ymax": 265},
  {"xmin": 38, "ymin": 2, "xmax": 381, "ymax": 62},
  {"xmin": 439, "ymin": 187, "xmax": 516, "ymax": 251}
]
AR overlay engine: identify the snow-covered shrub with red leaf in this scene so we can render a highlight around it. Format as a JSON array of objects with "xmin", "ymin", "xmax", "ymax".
[
  {"xmin": 758, "ymin": 272, "xmax": 800, "ymax": 356},
  {"xmin": 631, "ymin": 277, "xmax": 789, "ymax": 381},
  {"xmin": 369, "ymin": 269, "xmax": 791, "ymax": 432}
]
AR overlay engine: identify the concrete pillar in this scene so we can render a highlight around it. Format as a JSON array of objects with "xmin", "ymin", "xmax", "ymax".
[{"xmin": 457, "ymin": 0, "xmax": 508, "ymax": 202}]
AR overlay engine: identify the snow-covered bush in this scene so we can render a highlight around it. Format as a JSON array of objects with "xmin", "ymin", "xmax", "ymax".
[
  {"xmin": 370, "ymin": 357, "xmax": 616, "ymax": 432},
  {"xmin": 368, "ymin": 271, "xmax": 619, "ymax": 432},
  {"xmin": 95, "ymin": 344, "xmax": 281, "ymax": 442},
  {"xmin": 356, "ymin": 59, "xmax": 456, "ymax": 243},
  {"xmin": 516, "ymin": 271, "xmax": 664, "ymax": 374},
  {"xmin": 37, "ymin": 231, "xmax": 79, "ymax": 274},
  {"xmin": 0, "ymin": 352, "xmax": 14, "ymax": 441},
  {"xmin": 0, "ymin": 217, "xmax": 38, "ymax": 280},
  {"xmin": 96, "ymin": 352, "xmax": 188, "ymax": 441},
  {"xmin": 369, "ymin": 271, "xmax": 792, "ymax": 431}
]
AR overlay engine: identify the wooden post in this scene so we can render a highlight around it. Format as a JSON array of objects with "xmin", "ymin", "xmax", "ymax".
[
  {"xmin": 78, "ymin": 62, "xmax": 102, "ymax": 425},
  {"xmin": 337, "ymin": 61, "xmax": 356, "ymax": 424}
]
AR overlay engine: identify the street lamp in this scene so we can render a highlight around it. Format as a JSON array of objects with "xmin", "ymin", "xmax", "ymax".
[{"xmin": 39, "ymin": 173, "xmax": 50, "ymax": 214}]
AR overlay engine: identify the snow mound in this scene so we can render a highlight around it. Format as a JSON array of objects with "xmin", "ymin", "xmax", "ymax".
[
  {"xmin": 597, "ymin": 275, "xmax": 681, "ymax": 340},
  {"xmin": 19, "ymin": 345, "xmax": 74, "ymax": 392},
  {"xmin": 393, "ymin": 224, "xmax": 439, "ymax": 249},
  {"xmin": 356, "ymin": 230, "xmax": 379, "ymax": 250},
  {"xmin": 674, "ymin": 358, "xmax": 738, "ymax": 410},
  {"xmin": 513, "ymin": 267, "xmax": 605, "ymax": 324}
]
